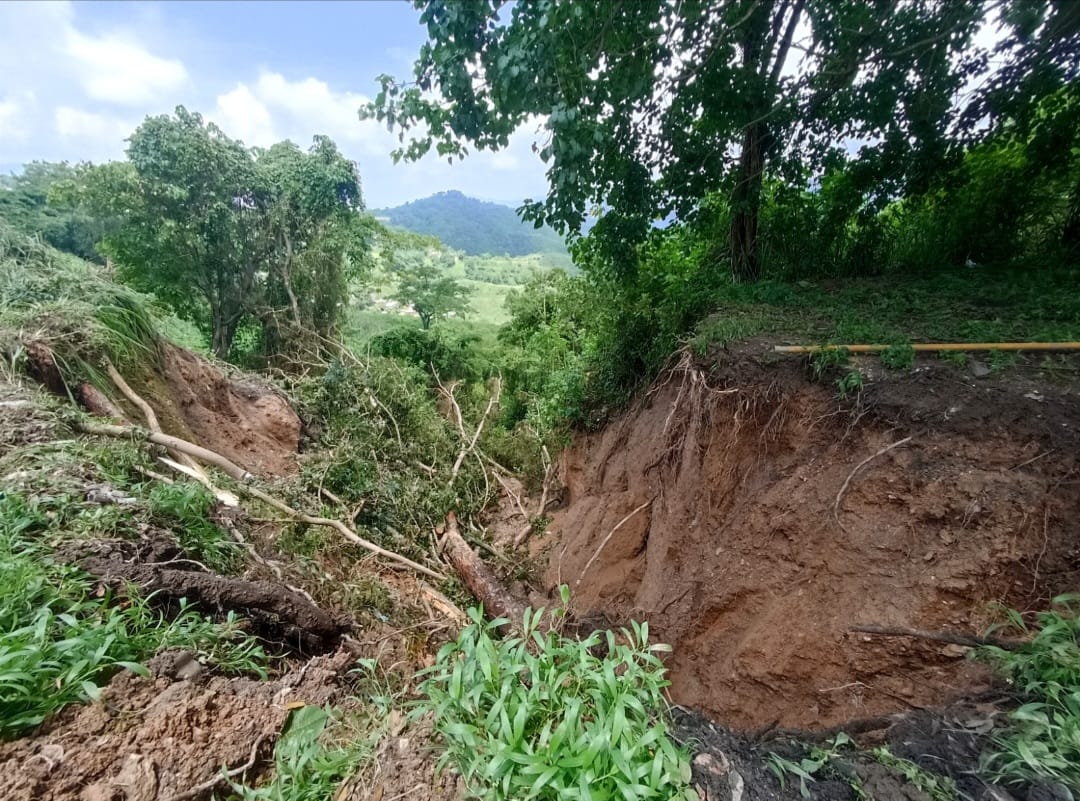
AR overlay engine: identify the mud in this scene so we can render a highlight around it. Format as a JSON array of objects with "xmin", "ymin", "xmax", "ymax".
[
  {"xmin": 341, "ymin": 713, "xmax": 464, "ymax": 801},
  {"xmin": 115, "ymin": 343, "xmax": 301, "ymax": 477},
  {"xmin": 544, "ymin": 346, "xmax": 1080, "ymax": 731},
  {"xmin": 0, "ymin": 648, "xmax": 356, "ymax": 801},
  {"xmin": 66, "ymin": 537, "xmax": 349, "ymax": 654}
]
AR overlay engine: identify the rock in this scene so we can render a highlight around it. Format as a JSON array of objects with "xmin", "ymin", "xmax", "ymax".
[
  {"xmin": 728, "ymin": 769, "xmax": 745, "ymax": 801},
  {"xmin": 693, "ymin": 751, "xmax": 731, "ymax": 778},
  {"xmin": 969, "ymin": 359, "xmax": 991, "ymax": 378},
  {"xmin": 941, "ymin": 644, "xmax": 970, "ymax": 658},
  {"xmin": 1025, "ymin": 780, "xmax": 1074, "ymax": 801},
  {"xmin": 112, "ymin": 753, "xmax": 158, "ymax": 801}
]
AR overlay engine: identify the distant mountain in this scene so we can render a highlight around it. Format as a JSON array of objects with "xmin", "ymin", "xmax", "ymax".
[{"xmin": 375, "ymin": 191, "xmax": 567, "ymax": 257}]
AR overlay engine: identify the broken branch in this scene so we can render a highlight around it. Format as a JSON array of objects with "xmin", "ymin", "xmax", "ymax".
[
  {"xmin": 76, "ymin": 420, "xmax": 253, "ymax": 482},
  {"xmin": 450, "ymin": 377, "xmax": 501, "ymax": 486},
  {"xmin": 162, "ymin": 733, "xmax": 268, "ymax": 801},
  {"xmin": 850, "ymin": 624, "xmax": 1022, "ymax": 651},
  {"xmin": 833, "ymin": 436, "xmax": 913, "ymax": 532},
  {"xmin": 238, "ymin": 483, "xmax": 445, "ymax": 581}
]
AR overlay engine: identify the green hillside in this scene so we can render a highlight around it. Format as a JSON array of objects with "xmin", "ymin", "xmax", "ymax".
[{"xmin": 375, "ymin": 190, "xmax": 568, "ymax": 257}]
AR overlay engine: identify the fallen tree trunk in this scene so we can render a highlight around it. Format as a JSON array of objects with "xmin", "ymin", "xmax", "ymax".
[
  {"xmin": 442, "ymin": 512, "xmax": 527, "ymax": 633},
  {"xmin": 75, "ymin": 419, "xmax": 253, "ymax": 482},
  {"xmin": 79, "ymin": 382, "xmax": 125, "ymax": 420},
  {"xmin": 78, "ymin": 552, "xmax": 347, "ymax": 654}
]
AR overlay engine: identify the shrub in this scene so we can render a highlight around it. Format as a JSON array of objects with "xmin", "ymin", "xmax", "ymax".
[
  {"xmin": 417, "ymin": 598, "xmax": 697, "ymax": 801},
  {"xmin": 978, "ymin": 597, "xmax": 1080, "ymax": 790}
]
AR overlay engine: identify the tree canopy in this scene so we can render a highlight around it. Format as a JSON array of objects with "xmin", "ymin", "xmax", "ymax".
[
  {"xmin": 64, "ymin": 107, "xmax": 372, "ymax": 359},
  {"xmin": 390, "ymin": 248, "xmax": 471, "ymax": 329},
  {"xmin": 0, "ymin": 162, "xmax": 110, "ymax": 262},
  {"xmin": 367, "ymin": 0, "xmax": 1079, "ymax": 281}
]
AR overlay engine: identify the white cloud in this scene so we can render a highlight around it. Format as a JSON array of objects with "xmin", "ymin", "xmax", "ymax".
[
  {"xmin": 65, "ymin": 28, "xmax": 188, "ymax": 105},
  {"xmin": 53, "ymin": 106, "xmax": 133, "ymax": 160},
  {"xmin": 0, "ymin": 97, "xmax": 26, "ymax": 140},
  {"xmin": 215, "ymin": 85, "xmax": 276, "ymax": 147},
  {"xmin": 212, "ymin": 72, "xmax": 389, "ymax": 153}
]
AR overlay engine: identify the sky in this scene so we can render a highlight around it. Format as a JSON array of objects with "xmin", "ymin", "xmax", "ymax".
[{"xmin": 0, "ymin": 0, "xmax": 549, "ymax": 208}]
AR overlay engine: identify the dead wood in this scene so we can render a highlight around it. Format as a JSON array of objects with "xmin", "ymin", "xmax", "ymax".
[
  {"xmin": 78, "ymin": 382, "xmax": 125, "ymax": 419},
  {"xmin": 238, "ymin": 484, "xmax": 445, "ymax": 582},
  {"xmin": 77, "ymin": 553, "xmax": 347, "ymax": 653},
  {"xmin": 833, "ymin": 436, "xmax": 913, "ymax": 532},
  {"xmin": 76, "ymin": 419, "xmax": 253, "ymax": 481},
  {"xmin": 105, "ymin": 358, "xmax": 201, "ymax": 473},
  {"xmin": 849, "ymin": 624, "xmax": 1022, "ymax": 651},
  {"xmin": 450, "ymin": 377, "xmax": 501, "ymax": 486},
  {"xmin": 161, "ymin": 734, "xmax": 268, "ymax": 801},
  {"xmin": 442, "ymin": 511, "xmax": 527, "ymax": 633}
]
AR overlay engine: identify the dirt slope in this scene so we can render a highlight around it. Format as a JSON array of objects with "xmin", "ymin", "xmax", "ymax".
[
  {"xmin": 544, "ymin": 346, "xmax": 1080, "ymax": 731},
  {"xmin": 117, "ymin": 343, "xmax": 301, "ymax": 476}
]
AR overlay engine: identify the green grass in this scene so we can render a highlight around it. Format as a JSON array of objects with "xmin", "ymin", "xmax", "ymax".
[
  {"xmin": 231, "ymin": 705, "xmax": 365, "ymax": 801},
  {"xmin": 691, "ymin": 264, "xmax": 1080, "ymax": 351},
  {"xmin": 0, "ymin": 493, "xmax": 267, "ymax": 737},
  {"xmin": 416, "ymin": 596, "xmax": 696, "ymax": 801}
]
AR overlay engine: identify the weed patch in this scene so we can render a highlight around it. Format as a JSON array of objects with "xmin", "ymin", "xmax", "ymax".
[
  {"xmin": 0, "ymin": 493, "xmax": 267, "ymax": 737},
  {"xmin": 417, "ymin": 598, "xmax": 696, "ymax": 801},
  {"xmin": 978, "ymin": 597, "xmax": 1080, "ymax": 790}
]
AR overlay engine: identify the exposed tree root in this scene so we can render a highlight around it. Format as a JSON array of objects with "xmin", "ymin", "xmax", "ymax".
[
  {"xmin": 576, "ymin": 498, "xmax": 654, "ymax": 589},
  {"xmin": 441, "ymin": 511, "xmax": 527, "ymax": 633},
  {"xmin": 833, "ymin": 435, "xmax": 913, "ymax": 533},
  {"xmin": 75, "ymin": 548, "xmax": 347, "ymax": 654},
  {"xmin": 849, "ymin": 624, "xmax": 1022, "ymax": 651}
]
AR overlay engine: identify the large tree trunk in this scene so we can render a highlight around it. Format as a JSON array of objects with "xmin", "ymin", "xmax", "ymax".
[
  {"xmin": 730, "ymin": 121, "xmax": 766, "ymax": 283},
  {"xmin": 211, "ymin": 307, "xmax": 240, "ymax": 360}
]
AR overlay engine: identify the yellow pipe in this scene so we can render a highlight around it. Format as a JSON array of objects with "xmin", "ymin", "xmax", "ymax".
[{"xmin": 773, "ymin": 342, "xmax": 1080, "ymax": 354}]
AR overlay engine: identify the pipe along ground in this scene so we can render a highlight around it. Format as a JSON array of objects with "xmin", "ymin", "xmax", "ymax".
[{"xmin": 773, "ymin": 342, "xmax": 1080, "ymax": 354}]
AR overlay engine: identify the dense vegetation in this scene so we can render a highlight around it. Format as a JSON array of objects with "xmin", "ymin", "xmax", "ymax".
[
  {"xmin": 376, "ymin": 190, "xmax": 569, "ymax": 258},
  {"xmin": 1, "ymin": 0, "xmax": 1078, "ymax": 795}
]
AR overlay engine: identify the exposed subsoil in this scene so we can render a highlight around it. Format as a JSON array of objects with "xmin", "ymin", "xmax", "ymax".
[
  {"xmin": 543, "ymin": 344, "xmax": 1080, "ymax": 732},
  {"xmin": 0, "ymin": 648, "xmax": 355, "ymax": 801},
  {"xmin": 118, "ymin": 343, "xmax": 301, "ymax": 477}
]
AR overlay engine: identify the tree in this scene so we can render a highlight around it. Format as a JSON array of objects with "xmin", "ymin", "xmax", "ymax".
[
  {"xmin": 367, "ymin": 0, "xmax": 1076, "ymax": 282},
  {"xmin": 0, "ymin": 162, "xmax": 110, "ymax": 261},
  {"xmin": 391, "ymin": 251, "xmax": 470, "ymax": 329},
  {"xmin": 254, "ymin": 136, "xmax": 372, "ymax": 356},
  {"xmin": 65, "ymin": 108, "xmax": 372, "ymax": 359}
]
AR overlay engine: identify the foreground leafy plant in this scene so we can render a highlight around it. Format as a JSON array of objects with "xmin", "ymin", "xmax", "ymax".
[
  {"xmin": 766, "ymin": 733, "xmax": 855, "ymax": 798},
  {"xmin": 871, "ymin": 747, "xmax": 956, "ymax": 801},
  {"xmin": 0, "ymin": 494, "xmax": 267, "ymax": 737},
  {"xmin": 231, "ymin": 705, "xmax": 361, "ymax": 801},
  {"xmin": 978, "ymin": 596, "xmax": 1080, "ymax": 790},
  {"xmin": 417, "ymin": 598, "xmax": 696, "ymax": 801}
]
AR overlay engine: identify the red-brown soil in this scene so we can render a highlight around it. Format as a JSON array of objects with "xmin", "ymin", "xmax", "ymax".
[
  {"xmin": 0, "ymin": 649, "xmax": 355, "ymax": 801},
  {"xmin": 543, "ymin": 346, "xmax": 1080, "ymax": 731},
  {"xmin": 120, "ymin": 343, "xmax": 301, "ymax": 477}
]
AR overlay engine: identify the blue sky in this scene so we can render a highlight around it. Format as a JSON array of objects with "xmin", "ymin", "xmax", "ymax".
[{"xmin": 0, "ymin": 1, "xmax": 549, "ymax": 208}]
